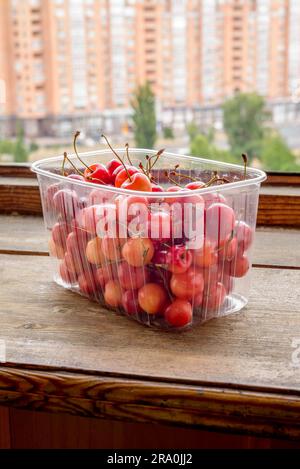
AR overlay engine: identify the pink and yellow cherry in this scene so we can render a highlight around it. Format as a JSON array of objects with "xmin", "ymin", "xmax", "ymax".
[
  {"xmin": 121, "ymin": 172, "xmax": 152, "ymax": 192},
  {"xmin": 59, "ymin": 260, "xmax": 77, "ymax": 285},
  {"xmin": 52, "ymin": 222, "xmax": 71, "ymax": 250},
  {"xmin": 106, "ymin": 159, "xmax": 122, "ymax": 182},
  {"xmin": 122, "ymin": 237, "xmax": 154, "ymax": 267},
  {"xmin": 193, "ymin": 240, "xmax": 218, "ymax": 268},
  {"xmin": 86, "ymin": 237, "xmax": 105, "ymax": 265},
  {"xmin": 117, "ymin": 261, "xmax": 148, "ymax": 290},
  {"xmin": 78, "ymin": 270, "xmax": 98, "ymax": 298},
  {"xmin": 84, "ymin": 163, "xmax": 111, "ymax": 185},
  {"xmin": 229, "ymin": 254, "xmax": 250, "ymax": 278},
  {"xmin": 166, "ymin": 245, "xmax": 193, "ymax": 274},
  {"xmin": 149, "ymin": 211, "xmax": 172, "ymax": 241},
  {"xmin": 67, "ymin": 174, "xmax": 85, "ymax": 181},
  {"xmin": 66, "ymin": 230, "xmax": 88, "ymax": 257},
  {"xmin": 235, "ymin": 221, "xmax": 253, "ymax": 253},
  {"xmin": 165, "ymin": 186, "xmax": 183, "ymax": 204},
  {"xmin": 104, "ymin": 280, "xmax": 123, "ymax": 308},
  {"xmin": 53, "ymin": 189, "xmax": 79, "ymax": 222},
  {"xmin": 185, "ymin": 181, "xmax": 206, "ymax": 190},
  {"xmin": 115, "ymin": 165, "xmax": 140, "ymax": 188},
  {"xmin": 218, "ymin": 236, "xmax": 238, "ymax": 262},
  {"xmin": 164, "ymin": 299, "xmax": 192, "ymax": 327},
  {"xmin": 203, "ymin": 282, "xmax": 226, "ymax": 312},
  {"xmin": 170, "ymin": 267, "xmax": 204, "ymax": 300},
  {"xmin": 138, "ymin": 283, "xmax": 168, "ymax": 315},
  {"xmin": 102, "ymin": 235, "xmax": 126, "ymax": 261},
  {"xmin": 205, "ymin": 202, "xmax": 235, "ymax": 244},
  {"xmin": 151, "ymin": 184, "xmax": 164, "ymax": 192},
  {"xmin": 204, "ymin": 192, "xmax": 227, "ymax": 209},
  {"xmin": 122, "ymin": 289, "xmax": 142, "ymax": 315},
  {"xmin": 96, "ymin": 262, "xmax": 118, "ymax": 288},
  {"xmin": 49, "ymin": 237, "xmax": 65, "ymax": 259}
]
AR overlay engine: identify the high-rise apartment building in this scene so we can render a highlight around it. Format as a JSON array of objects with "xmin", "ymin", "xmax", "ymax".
[{"xmin": 0, "ymin": 0, "xmax": 299, "ymax": 137}]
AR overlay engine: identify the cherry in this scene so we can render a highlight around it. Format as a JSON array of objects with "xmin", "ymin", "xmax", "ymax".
[
  {"xmin": 203, "ymin": 282, "xmax": 226, "ymax": 312},
  {"xmin": 104, "ymin": 280, "xmax": 123, "ymax": 307},
  {"xmin": 138, "ymin": 283, "xmax": 168, "ymax": 315},
  {"xmin": 166, "ymin": 245, "xmax": 192, "ymax": 274},
  {"xmin": 122, "ymin": 237, "xmax": 154, "ymax": 267},
  {"xmin": 115, "ymin": 166, "xmax": 140, "ymax": 188},
  {"xmin": 51, "ymin": 222, "xmax": 71, "ymax": 250},
  {"xmin": 218, "ymin": 236, "xmax": 238, "ymax": 262},
  {"xmin": 235, "ymin": 221, "xmax": 253, "ymax": 253},
  {"xmin": 59, "ymin": 260, "xmax": 77, "ymax": 285},
  {"xmin": 84, "ymin": 163, "xmax": 111, "ymax": 185},
  {"xmin": 96, "ymin": 262, "xmax": 118, "ymax": 287},
  {"xmin": 185, "ymin": 181, "xmax": 206, "ymax": 190},
  {"xmin": 67, "ymin": 174, "xmax": 85, "ymax": 181},
  {"xmin": 229, "ymin": 254, "xmax": 250, "ymax": 278},
  {"xmin": 86, "ymin": 237, "xmax": 105, "ymax": 265},
  {"xmin": 49, "ymin": 237, "xmax": 65, "ymax": 259},
  {"xmin": 193, "ymin": 240, "xmax": 218, "ymax": 268},
  {"xmin": 205, "ymin": 202, "xmax": 235, "ymax": 244},
  {"xmin": 151, "ymin": 248, "xmax": 168, "ymax": 265},
  {"xmin": 121, "ymin": 172, "xmax": 152, "ymax": 192},
  {"xmin": 53, "ymin": 189, "xmax": 79, "ymax": 223},
  {"xmin": 122, "ymin": 290, "xmax": 142, "ymax": 315},
  {"xmin": 165, "ymin": 186, "xmax": 183, "ymax": 205},
  {"xmin": 78, "ymin": 270, "xmax": 99, "ymax": 298},
  {"xmin": 204, "ymin": 192, "xmax": 227, "ymax": 209},
  {"xmin": 106, "ymin": 159, "xmax": 122, "ymax": 181},
  {"xmin": 117, "ymin": 261, "xmax": 148, "ymax": 290},
  {"xmin": 170, "ymin": 267, "xmax": 204, "ymax": 300},
  {"xmin": 164, "ymin": 299, "xmax": 192, "ymax": 327},
  {"xmin": 102, "ymin": 235, "xmax": 126, "ymax": 261},
  {"xmin": 148, "ymin": 211, "xmax": 172, "ymax": 241},
  {"xmin": 151, "ymin": 184, "xmax": 164, "ymax": 192}
]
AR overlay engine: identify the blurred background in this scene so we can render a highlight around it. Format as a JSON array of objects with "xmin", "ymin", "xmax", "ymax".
[{"xmin": 0, "ymin": 0, "xmax": 300, "ymax": 171}]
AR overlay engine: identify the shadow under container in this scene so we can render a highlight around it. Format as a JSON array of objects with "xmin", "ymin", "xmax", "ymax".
[{"xmin": 32, "ymin": 149, "xmax": 266, "ymax": 331}]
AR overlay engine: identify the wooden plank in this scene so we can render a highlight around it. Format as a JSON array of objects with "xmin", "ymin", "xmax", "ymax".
[
  {"xmin": 257, "ymin": 193, "xmax": 300, "ymax": 227},
  {"xmin": 0, "ymin": 178, "xmax": 42, "ymax": 215},
  {"xmin": 8, "ymin": 408, "xmax": 300, "ymax": 448},
  {"xmin": 1, "ymin": 254, "xmax": 300, "ymax": 392},
  {"xmin": 0, "ymin": 407, "xmax": 10, "ymax": 448},
  {"xmin": 1, "ymin": 216, "xmax": 299, "ymax": 268}
]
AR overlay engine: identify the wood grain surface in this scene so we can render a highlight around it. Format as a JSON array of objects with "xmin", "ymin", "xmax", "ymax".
[
  {"xmin": 1, "ymin": 254, "xmax": 300, "ymax": 392},
  {"xmin": 1, "ymin": 215, "xmax": 299, "ymax": 267}
]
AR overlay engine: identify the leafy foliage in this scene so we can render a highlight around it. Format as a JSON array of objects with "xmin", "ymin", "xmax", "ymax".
[
  {"xmin": 260, "ymin": 134, "xmax": 300, "ymax": 171},
  {"xmin": 131, "ymin": 82, "xmax": 157, "ymax": 148}
]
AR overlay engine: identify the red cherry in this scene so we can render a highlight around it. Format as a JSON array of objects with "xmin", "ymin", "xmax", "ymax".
[
  {"xmin": 203, "ymin": 282, "xmax": 226, "ymax": 312},
  {"xmin": 115, "ymin": 166, "xmax": 140, "ymax": 188},
  {"xmin": 151, "ymin": 184, "xmax": 164, "ymax": 192},
  {"xmin": 166, "ymin": 245, "xmax": 193, "ymax": 274},
  {"xmin": 164, "ymin": 299, "xmax": 192, "ymax": 328},
  {"xmin": 78, "ymin": 270, "xmax": 99, "ymax": 298},
  {"xmin": 84, "ymin": 163, "xmax": 111, "ymax": 185},
  {"xmin": 170, "ymin": 268, "xmax": 204, "ymax": 300},
  {"xmin": 218, "ymin": 236, "xmax": 238, "ymax": 262},
  {"xmin": 205, "ymin": 203, "xmax": 235, "ymax": 244},
  {"xmin": 165, "ymin": 186, "xmax": 184, "ymax": 205},
  {"xmin": 106, "ymin": 159, "xmax": 122, "ymax": 181},
  {"xmin": 117, "ymin": 261, "xmax": 148, "ymax": 290},
  {"xmin": 185, "ymin": 181, "xmax": 206, "ymax": 190},
  {"xmin": 235, "ymin": 221, "xmax": 253, "ymax": 253},
  {"xmin": 204, "ymin": 192, "xmax": 227, "ymax": 209},
  {"xmin": 121, "ymin": 172, "xmax": 152, "ymax": 192},
  {"xmin": 228, "ymin": 254, "xmax": 250, "ymax": 278},
  {"xmin": 52, "ymin": 222, "xmax": 71, "ymax": 250},
  {"xmin": 122, "ymin": 290, "xmax": 142, "ymax": 315}
]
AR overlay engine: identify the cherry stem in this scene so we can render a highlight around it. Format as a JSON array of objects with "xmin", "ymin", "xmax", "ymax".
[
  {"xmin": 101, "ymin": 133, "xmax": 132, "ymax": 181},
  {"xmin": 148, "ymin": 148, "xmax": 165, "ymax": 171},
  {"xmin": 170, "ymin": 171, "xmax": 199, "ymax": 182},
  {"xmin": 139, "ymin": 162, "xmax": 149, "ymax": 178},
  {"xmin": 164, "ymin": 171, "xmax": 183, "ymax": 187},
  {"xmin": 125, "ymin": 143, "xmax": 132, "ymax": 165},
  {"xmin": 242, "ymin": 153, "xmax": 248, "ymax": 179},
  {"xmin": 63, "ymin": 151, "xmax": 85, "ymax": 177},
  {"xmin": 73, "ymin": 131, "xmax": 90, "ymax": 170},
  {"xmin": 62, "ymin": 152, "xmax": 67, "ymax": 176}
]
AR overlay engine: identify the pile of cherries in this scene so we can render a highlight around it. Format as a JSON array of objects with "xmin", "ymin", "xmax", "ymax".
[{"xmin": 46, "ymin": 133, "xmax": 253, "ymax": 330}]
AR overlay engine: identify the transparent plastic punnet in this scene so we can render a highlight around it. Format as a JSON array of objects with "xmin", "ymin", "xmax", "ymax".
[{"xmin": 32, "ymin": 149, "xmax": 266, "ymax": 331}]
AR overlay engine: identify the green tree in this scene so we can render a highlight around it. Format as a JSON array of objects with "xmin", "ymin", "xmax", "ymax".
[
  {"xmin": 260, "ymin": 134, "xmax": 300, "ymax": 171},
  {"xmin": 131, "ymin": 82, "xmax": 156, "ymax": 148},
  {"xmin": 223, "ymin": 92, "xmax": 270, "ymax": 160},
  {"xmin": 190, "ymin": 133, "xmax": 239, "ymax": 164},
  {"xmin": 162, "ymin": 126, "xmax": 174, "ymax": 139},
  {"xmin": 13, "ymin": 125, "xmax": 29, "ymax": 163}
]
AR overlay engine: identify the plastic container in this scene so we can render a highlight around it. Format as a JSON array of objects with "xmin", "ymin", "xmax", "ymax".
[{"xmin": 32, "ymin": 149, "xmax": 266, "ymax": 330}]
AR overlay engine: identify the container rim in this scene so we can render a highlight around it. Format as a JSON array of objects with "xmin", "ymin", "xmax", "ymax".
[{"xmin": 31, "ymin": 148, "xmax": 267, "ymax": 197}]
